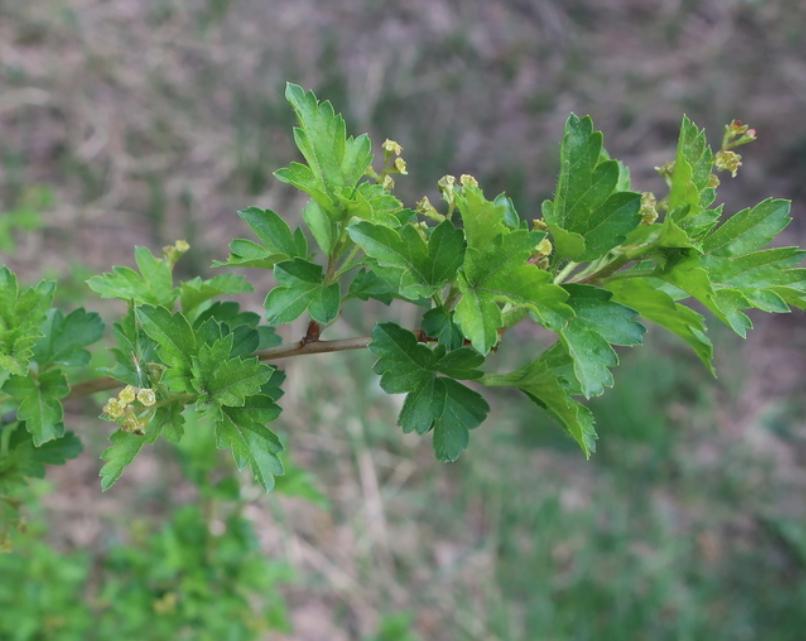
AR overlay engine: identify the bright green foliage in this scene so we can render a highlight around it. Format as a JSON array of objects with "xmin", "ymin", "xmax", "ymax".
[
  {"xmin": 484, "ymin": 357, "xmax": 597, "ymax": 457},
  {"xmin": 542, "ymin": 114, "xmax": 642, "ymax": 261},
  {"xmin": 1, "ymin": 85, "xmax": 804, "ymax": 500},
  {"xmin": 348, "ymin": 219, "xmax": 465, "ymax": 300},
  {"xmin": 179, "ymin": 274, "xmax": 252, "ymax": 316},
  {"xmin": 215, "ymin": 207, "xmax": 308, "ymax": 268},
  {"xmin": 87, "ymin": 246, "xmax": 176, "ymax": 306},
  {"xmin": 454, "ymin": 187, "xmax": 571, "ymax": 353},
  {"xmin": 33, "ymin": 308, "xmax": 104, "ymax": 368},
  {"xmin": 264, "ymin": 258, "xmax": 340, "ymax": 324},
  {"xmin": 558, "ymin": 284, "xmax": 645, "ymax": 398},
  {"xmin": 370, "ymin": 323, "xmax": 488, "ymax": 461},
  {"xmin": 4, "ymin": 370, "xmax": 69, "ymax": 446},
  {"xmin": 275, "ymin": 82, "xmax": 373, "ymax": 219},
  {"xmin": 668, "ymin": 116, "xmax": 719, "ymax": 236},
  {"xmin": 605, "ymin": 279, "xmax": 714, "ymax": 374},
  {"xmin": 0, "ymin": 266, "xmax": 54, "ymax": 381},
  {"xmin": 0, "ymin": 428, "xmax": 81, "ymax": 494}
]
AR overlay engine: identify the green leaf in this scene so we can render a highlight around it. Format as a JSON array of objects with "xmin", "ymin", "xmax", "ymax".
[
  {"xmin": 0, "ymin": 267, "xmax": 55, "ymax": 378},
  {"xmin": 484, "ymin": 357, "xmax": 597, "ymax": 457},
  {"xmin": 453, "ymin": 228, "xmax": 571, "ymax": 354},
  {"xmin": 658, "ymin": 256, "xmax": 753, "ymax": 337},
  {"xmin": 543, "ymin": 114, "xmax": 641, "ymax": 261},
  {"xmin": 346, "ymin": 183, "xmax": 409, "ymax": 226},
  {"xmin": 347, "ymin": 219, "xmax": 465, "ymax": 300},
  {"xmin": 274, "ymin": 83, "xmax": 373, "ymax": 219},
  {"xmin": 421, "ymin": 307, "xmax": 464, "ymax": 350},
  {"xmin": 214, "ymin": 207, "xmax": 308, "ymax": 269},
  {"xmin": 605, "ymin": 278, "xmax": 714, "ymax": 374},
  {"xmin": 302, "ymin": 200, "xmax": 336, "ymax": 255},
  {"xmin": 348, "ymin": 269, "xmax": 396, "ymax": 305},
  {"xmin": 215, "ymin": 395, "xmax": 284, "ymax": 491},
  {"xmin": 264, "ymin": 259, "xmax": 340, "ymax": 325},
  {"xmin": 668, "ymin": 116, "xmax": 718, "ymax": 236},
  {"xmin": 3, "ymin": 370, "xmax": 69, "ymax": 446},
  {"xmin": 179, "ymin": 274, "xmax": 253, "ymax": 316},
  {"xmin": 703, "ymin": 198, "xmax": 791, "ymax": 257},
  {"xmin": 33, "ymin": 308, "xmax": 104, "ymax": 368},
  {"xmin": 1, "ymin": 429, "xmax": 82, "ymax": 493},
  {"xmin": 136, "ymin": 305, "xmax": 198, "ymax": 391},
  {"xmin": 87, "ymin": 246, "xmax": 176, "ymax": 306},
  {"xmin": 191, "ymin": 334, "xmax": 273, "ymax": 407},
  {"xmin": 370, "ymin": 323, "xmax": 488, "ymax": 461},
  {"xmin": 559, "ymin": 284, "xmax": 645, "ymax": 398}
]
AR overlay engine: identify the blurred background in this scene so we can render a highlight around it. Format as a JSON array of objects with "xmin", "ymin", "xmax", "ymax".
[{"xmin": 1, "ymin": 1, "xmax": 805, "ymax": 639}]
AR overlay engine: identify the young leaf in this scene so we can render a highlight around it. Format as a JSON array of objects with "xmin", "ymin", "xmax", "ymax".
[
  {"xmin": 542, "ymin": 114, "xmax": 641, "ymax": 261},
  {"xmin": 702, "ymin": 198, "xmax": 791, "ymax": 257},
  {"xmin": 274, "ymin": 83, "xmax": 373, "ymax": 219},
  {"xmin": 605, "ymin": 279, "xmax": 714, "ymax": 374},
  {"xmin": 668, "ymin": 116, "xmax": 718, "ymax": 236},
  {"xmin": 214, "ymin": 395, "xmax": 284, "ymax": 491},
  {"xmin": 33, "ymin": 308, "xmax": 104, "ymax": 368},
  {"xmin": 3, "ymin": 370, "xmax": 69, "ymax": 446},
  {"xmin": 558, "ymin": 284, "xmax": 645, "ymax": 398},
  {"xmin": 87, "ymin": 246, "xmax": 176, "ymax": 306},
  {"xmin": 214, "ymin": 207, "xmax": 308, "ymax": 269},
  {"xmin": 484, "ymin": 357, "xmax": 597, "ymax": 457},
  {"xmin": 179, "ymin": 274, "xmax": 253, "ymax": 316},
  {"xmin": 0, "ymin": 429, "xmax": 82, "ymax": 493},
  {"xmin": 421, "ymin": 307, "xmax": 464, "ymax": 350},
  {"xmin": 0, "ymin": 267, "xmax": 55, "ymax": 379},
  {"xmin": 347, "ymin": 219, "xmax": 465, "ymax": 300},
  {"xmin": 136, "ymin": 305, "xmax": 198, "ymax": 391},
  {"xmin": 264, "ymin": 259, "xmax": 340, "ymax": 325},
  {"xmin": 370, "ymin": 323, "xmax": 488, "ymax": 461},
  {"xmin": 453, "ymin": 227, "xmax": 571, "ymax": 354},
  {"xmin": 191, "ymin": 334, "xmax": 274, "ymax": 407}
]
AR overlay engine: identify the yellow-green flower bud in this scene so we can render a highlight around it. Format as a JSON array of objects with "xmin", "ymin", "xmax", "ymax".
[
  {"xmin": 715, "ymin": 149, "xmax": 742, "ymax": 178},
  {"xmin": 174, "ymin": 240, "xmax": 190, "ymax": 253},
  {"xmin": 137, "ymin": 388, "xmax": 156, "ymax": 407},
  {"xmin": 103, "ymin": 398, "xmax": 124, "ymax": 419},
  {"xmin": 639, "ymin": 192, "xmax": 659, "ymax": 225},
  {"xmin": 382, "ymin": 174, "xmax": 395, "ymax": 191},
  {"xmin": 708, "ymin": 174, "xmax": 721, "ymax": 189},
  {"xmin": 118, "ymin": 385, "xmax": 137, "ymax": 405},
  {"xmin": 535, "ymin": 238, "xmax": 553, "ymax": 256},
  {"xmin": 382, "ymin": 138, "xmax": 403, "ymax": 156},
  {"xmin": 394, "ymin": 157, "xmax": 408, "ymax": 175},
  {"xmin": 532, "ymin": 218, "xmax": 548, "ymax": 231},
  {"xmin": 459, "ymin": 174, "xmax": 478, "ymax": 188}
]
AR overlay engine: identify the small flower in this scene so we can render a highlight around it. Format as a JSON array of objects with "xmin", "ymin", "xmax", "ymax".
[
  {"xmin": 174, "ymin": 240, "xmax": 190, "ymax": 253},
  {"xmin": 382, "ymin": 174, "xmax": 395, "ymax": 191},
  {"xmin": 639, "ymin": 192, "xmax": 659, "ymax": 225},
  {"xmin": 715, "ymin": 149, "xmax": 742, "ymax": 178},
  {"xmin": 535, "ymin": 238, "xmax": 553, "ymax": 256},
  {"xmin": 137, "ymin": 388, "xmax": 156, "ymax": 407},
  {"xmin": 103, "ymin": 398, "xmax": 124, "ymax": 419},
  {"xmin": 459, "ymin": 174, "xmax": 478, "ymax": 188},
  {"xmin": 382, "ymin": 139, "xmax": 403, "ymax": 156},
  {"xmin": 437, "ymin": 175, "xmax": 456, "ymax": 192},
  {"xmin": 394, "ymin": 157, "xmax": 408, "ymax": 175},
  {"xmin": 118, "ymin": 385, "xmax": 137, "ymax": 405},
  {"xmin": 723, "ymin": 120, "xmax": 757, "ymax": 149},
  {"xmin": 655, "ymin": 161, "xmax": 675, "ymax": 180},
  {"xmin": 416, "ymin": 195, "xmax": 442, "ymax": 221},
  {"xmin": 708, "ymin": 173, "xmax": 721, "ymax": 189},
  {"xmin": 532, "ymin": 218, "xmax": 548, "ymax": 231}
]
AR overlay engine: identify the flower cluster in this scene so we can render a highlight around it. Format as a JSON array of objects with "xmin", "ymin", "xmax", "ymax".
[{"xmin": 102, "ymin": 385, "xmax": 157, "ymax": 434}]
